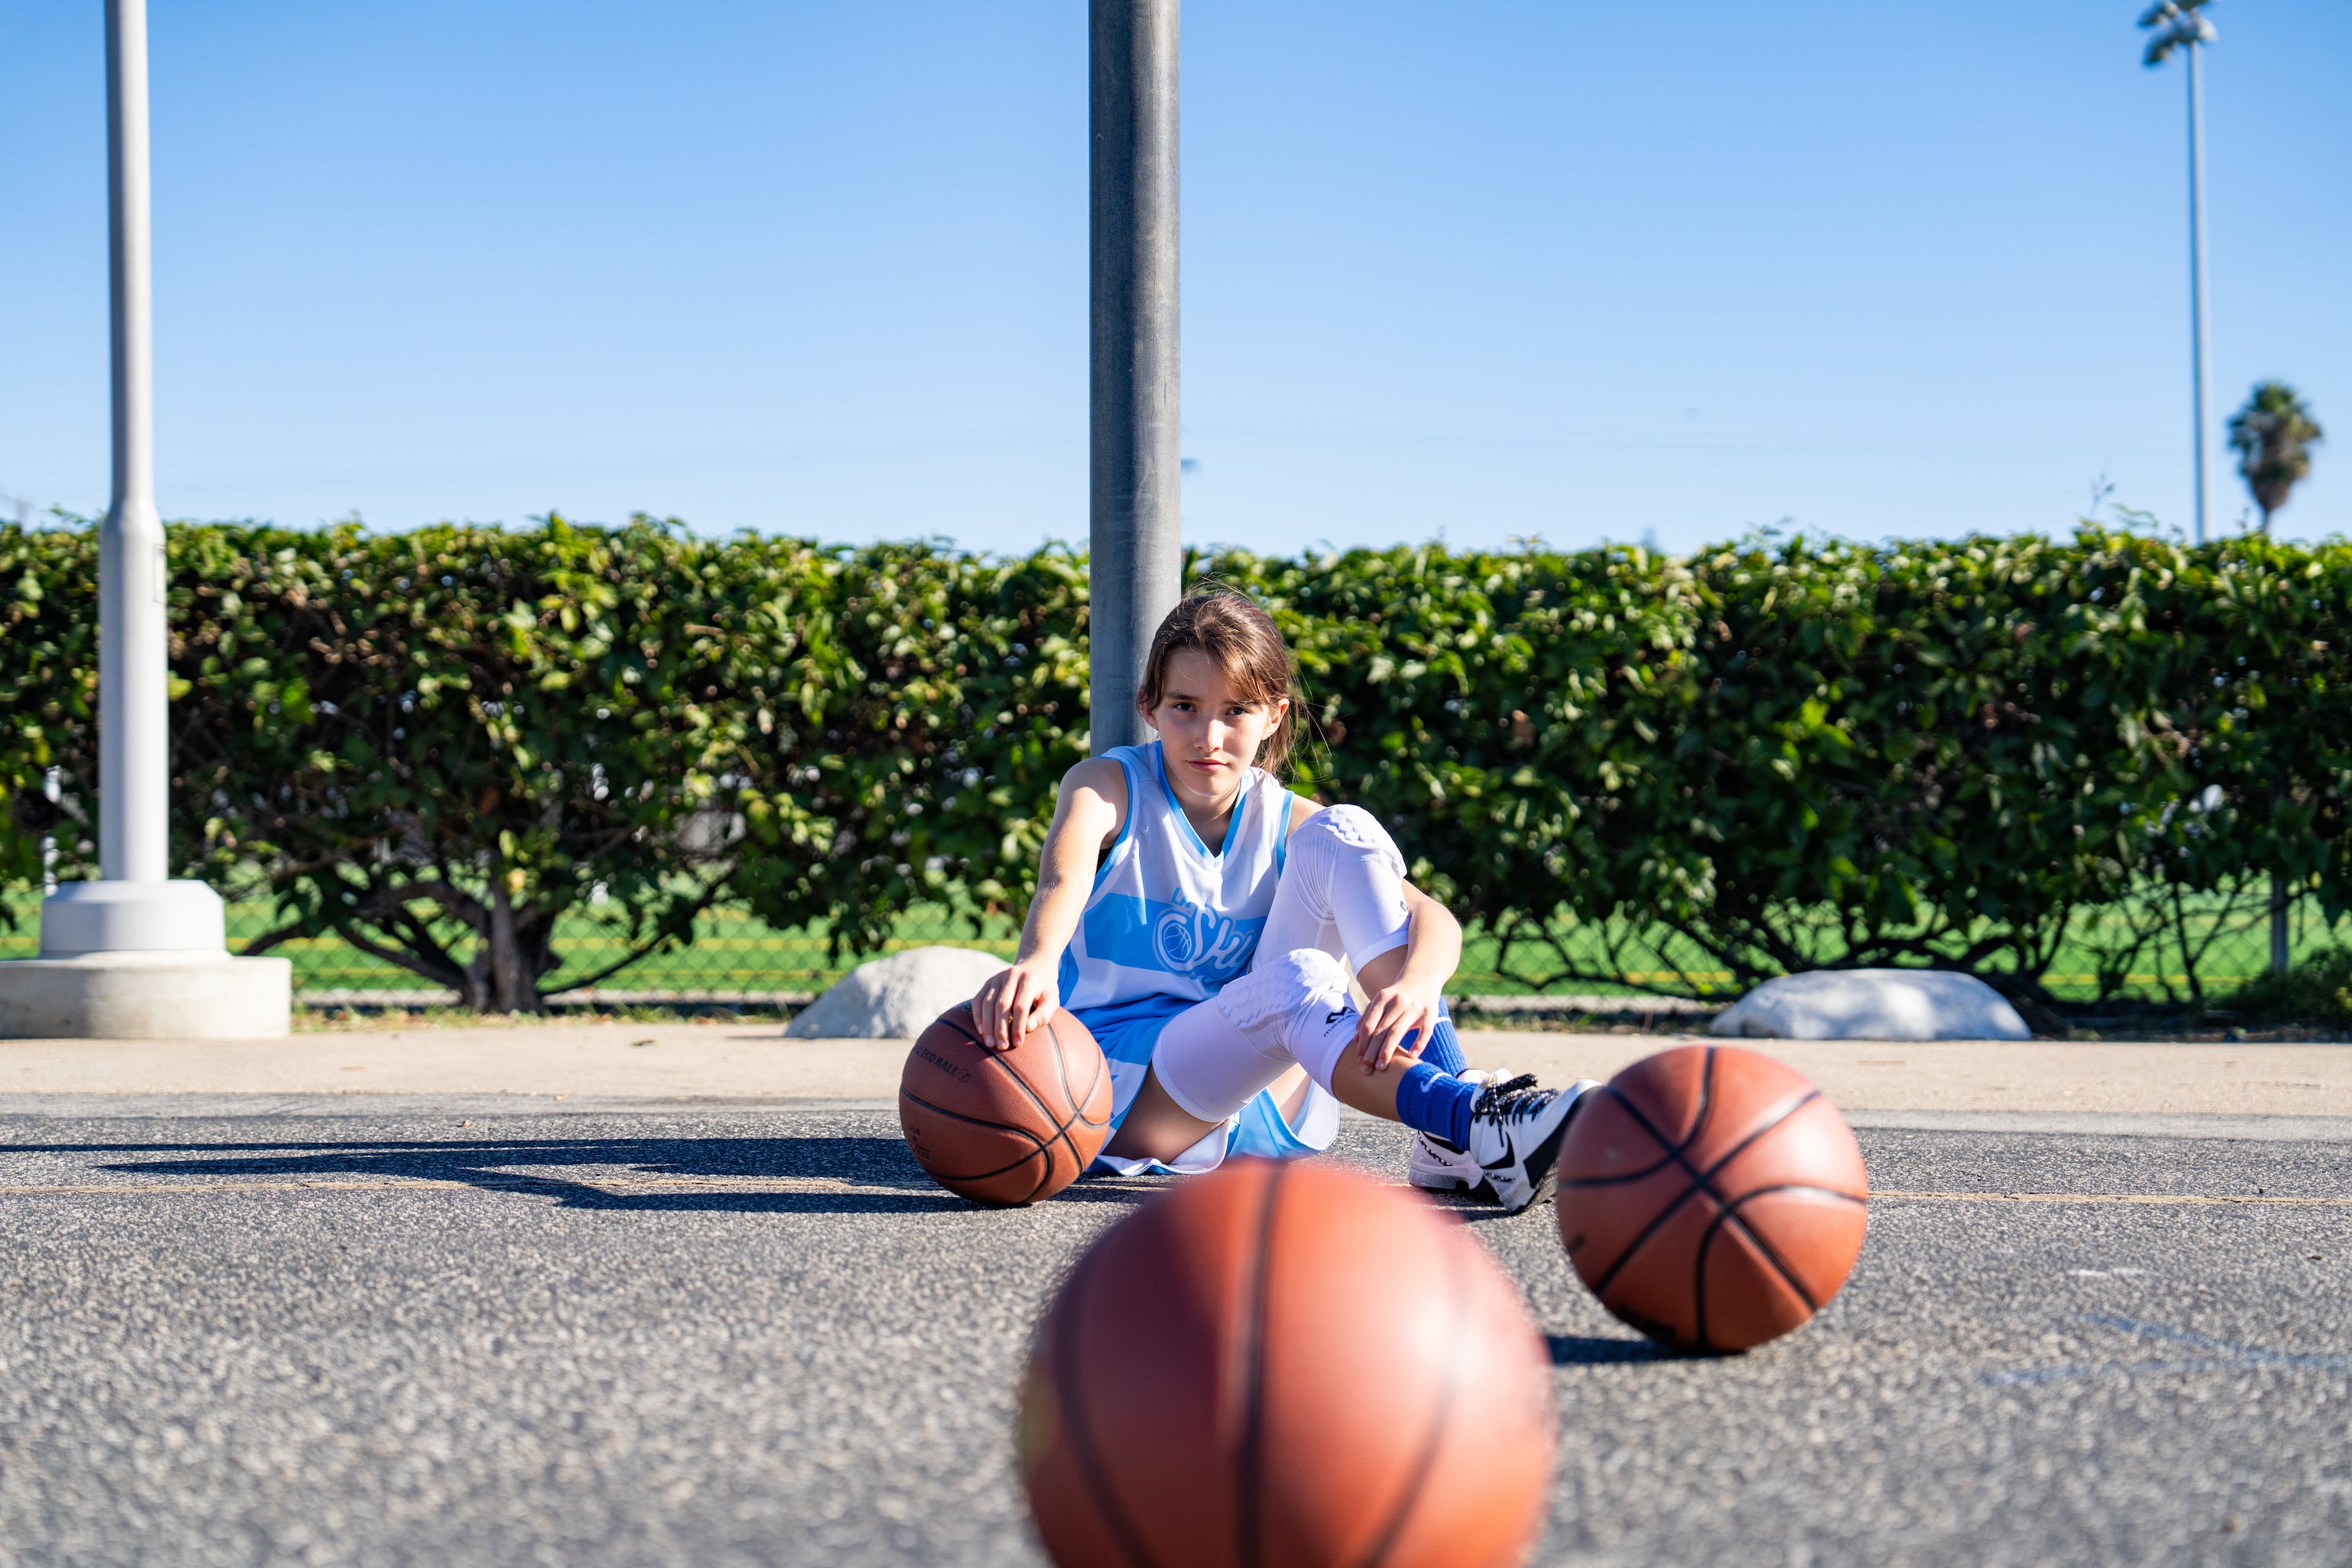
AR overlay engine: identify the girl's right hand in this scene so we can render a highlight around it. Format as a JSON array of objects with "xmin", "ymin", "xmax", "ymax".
[{"xmin": 973, "ymin": 959, "xmax": 1060, "ymax": 1051}]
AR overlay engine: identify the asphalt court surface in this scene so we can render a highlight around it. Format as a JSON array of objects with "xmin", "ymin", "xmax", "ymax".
[{"xmin": 0, "ymin": 1107, "xmax": 2347, "ymax": 1567}]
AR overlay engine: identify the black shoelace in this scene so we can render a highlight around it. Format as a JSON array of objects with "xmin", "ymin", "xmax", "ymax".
[{"xmin": 1471, "ymin": 1073, "xmax": 1552, "ymax": 1123}]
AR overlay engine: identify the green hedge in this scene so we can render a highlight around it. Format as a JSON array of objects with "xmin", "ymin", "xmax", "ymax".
[{"xmin": 3, "ymin": 518, "xmax": 2347, "ymax": 1009}]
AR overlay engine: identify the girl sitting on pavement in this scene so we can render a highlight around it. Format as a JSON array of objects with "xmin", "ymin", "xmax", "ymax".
[{"xmin": 970, "ymin": 587, "xmax": 1597, "ymax": 1211}]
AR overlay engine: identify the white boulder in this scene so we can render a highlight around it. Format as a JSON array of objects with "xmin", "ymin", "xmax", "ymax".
[
  {"xmin": 1708, "ymin": 968, "xmax": 2031, "ymax": 1041},
  {"xmin": 783, "ymin": 946, "xmax": 1011, "ymax": 1039}
]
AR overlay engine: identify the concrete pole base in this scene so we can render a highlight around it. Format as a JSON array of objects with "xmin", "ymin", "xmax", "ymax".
[
  {"xmin": 0, "ymin": 952, "xmax": 292, "ymax": 1040},
  {"xmin": 38, "ymin": 879, "xmax": 229, "ymax": 955}
]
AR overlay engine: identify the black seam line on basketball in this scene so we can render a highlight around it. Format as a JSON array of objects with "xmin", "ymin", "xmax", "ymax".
[
  {"xmin": 1691, "ymin": 1184, "xmax": 1867, "ymax": 1351},
  {"xmin": 1054, "ymin": 1247, "xmax": 1166, "ymax": 1568},
  {"xmin": 1235, "ymin": 1161, "xmax": 1286, "ymax": 1568},
  {"xmin": 1578, "ymin": 1077, "xmax": 1717, "ymax": 1294},
  {"xmin": 1693, "ymin": 1189, "xmax": 1715, "ymax": 1355},
  {"xmin": 1695, "ymin": 1089, "xmax": 1824, "ymax": 1189},
  {"xmin": 1046, "ymin": 1015, "xmax": 1113, "ymax": 1140},
  {"xmin": 1571, "ymin": 1091, "xmax": 1703, "ymax": 1288},
  {"xmin": 1587, "ymin": 1069, "xmax": 1818, "ymax": 1294},
  {"xmin": 1716, "ymin": 1185, "xmax": 1868, "ymax": 1312},
  {"xmin": 1553, "ymin": 1084, "xmax": 1685, "ymax": 1189},
  {"xmin": 1588, "ymin": 1181, "xmax": 1708, "ymax": 1299},
  {"xmin": 976, "ymin": 1031, "xmax": 1088, "ymax": 1178},
  {"xmin": 942, "ymin": 1005, "xmax": 1084, "ymax": 1185},
  {"xmin": 1349, "ymin": 1243, "xmax": 1468, "ymax": 1568},
  {"xmin": 898, "ymin": 1090, "xmax": 1055, "ymax": 1185},
  {"xmin": 1585, "ymin": 1044, "xmax": 1720, "ymax": 1179},
  {"xmin": 1037, "ymin": 1016, "xmax": 1091, "ymax": 1172},
  {"xmin": 1669, "ymin": 1087, "xmax": 1832, "ymax": 1318},
  {"xmin": 1075, "ymin": 1032, "xmax": 1112, "ymax": 1129},
  {"xmin": 1700, "ymin": 1047, "xmax": 1721, "ymax": 1143}
]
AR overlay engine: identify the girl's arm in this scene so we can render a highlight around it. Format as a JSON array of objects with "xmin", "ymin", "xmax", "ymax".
[
  {"xmin": 1348, "ymin": 880, "xmax": 1463, "ymax": 1073},
  {"xmin": 971, "ymin": 757, "xmax": 1127, "ymax": 1050}
]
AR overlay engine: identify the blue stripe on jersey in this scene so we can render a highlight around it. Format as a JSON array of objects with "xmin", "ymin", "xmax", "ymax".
[
  {"xmin": 1080, "ymin": 896, "xmax": 1265, "ymax": 988},
  {"xmin": 1076, "ymin": 989, "xmax": 1196, "ymax": 1052}
]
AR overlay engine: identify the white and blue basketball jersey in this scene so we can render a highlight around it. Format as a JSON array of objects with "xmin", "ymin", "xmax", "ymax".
[
  {"xmin": 1060, "ymin": 741, "xmax": 1293, "ymax": 1018},
  {"xmin": 1063, "ymin": 741, "xmax": 1330, "ymax": 1169}
]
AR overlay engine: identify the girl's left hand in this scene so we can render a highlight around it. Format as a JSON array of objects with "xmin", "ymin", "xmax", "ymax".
[{"xmin": 1353, "ymin": 980, "xmax": 1443, "ymax": 1074}]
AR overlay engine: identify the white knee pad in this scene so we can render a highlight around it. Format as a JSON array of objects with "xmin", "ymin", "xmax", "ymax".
[
  {"xmin": 1257, "ymin": 805, "xmax": 1412, "ymax": 971},
  {"xmin": 1214, "ymin": 948, "xmax": 1362, "ymax": 1095},
  {"xmin": 1149, "ymin": 949, "xmax": 1364, "ymax": 1123}
]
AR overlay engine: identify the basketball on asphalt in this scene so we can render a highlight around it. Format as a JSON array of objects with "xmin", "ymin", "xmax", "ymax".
[
  {"xmin": 1018, "ymin": 1158, "xmax": 1555, "ymax": 1568},
  {"xmin": 1555, "ymin": 1044, "xmax": 1870, "ymax": 1354},
  {"xmin": 896, "ymin": 1002, "xmax": 1114, "ymax": 1206}
]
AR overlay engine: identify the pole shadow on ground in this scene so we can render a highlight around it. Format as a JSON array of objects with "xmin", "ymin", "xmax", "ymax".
[{"xmin": 6, "ymin": 1132, "xmax": 1169, "ymax": 1216}]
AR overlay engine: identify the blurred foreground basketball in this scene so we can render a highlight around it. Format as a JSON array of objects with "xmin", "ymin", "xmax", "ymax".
[
  {"xmin": 1555, "ymin": 1044, "xmax": 1868, "ymax": 1354},
  {"xmin": 1019, "ymin": 1160, "xmax": 1554, "ymax": 1568},
  {"xmin": 897, "ymin": 1003, "xmax": 1112, "ymax": 1206}
]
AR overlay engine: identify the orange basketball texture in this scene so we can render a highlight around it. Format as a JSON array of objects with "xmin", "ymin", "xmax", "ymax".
[
  {"xmin": 1018, "ymin": 1159, "xmax": 1556, "ymax": 1568},
  {"xmin": 897, "ymin": 1003, "xmax": 1113, "ymax": 1206},
  {"xmin": 1554, "ymin": 1044, "xmax": 1869, "ymax": 1354}
]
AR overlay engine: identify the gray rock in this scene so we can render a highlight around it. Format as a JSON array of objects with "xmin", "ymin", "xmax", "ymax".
[
  {"xmin": 1708, "ymin": 968, "xmax": 2031, "ymax": 1041},
  {"xmin": 783, "ymin": 946, "xmax": 1011, "ymax": 1039}
]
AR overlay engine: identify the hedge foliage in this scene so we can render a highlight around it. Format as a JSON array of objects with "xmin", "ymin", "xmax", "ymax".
[{"xmin": 3, "ymin": 518, "xmax": 2347, "ymax": 1008}]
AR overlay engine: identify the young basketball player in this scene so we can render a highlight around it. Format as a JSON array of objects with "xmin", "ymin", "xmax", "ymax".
[{"xmin": 971, "ymin": 588, "xmax": 1598, "ymax": 1212}]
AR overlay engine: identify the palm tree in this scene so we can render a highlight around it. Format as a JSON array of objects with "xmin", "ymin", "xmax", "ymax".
[
  {"xmin": 2227, "ymin": 381, "xmax": 2324, "ymax": 532},
  {"xmin": 2229, "ymin": 381, "xmax": 2327, "ymax": 973}
]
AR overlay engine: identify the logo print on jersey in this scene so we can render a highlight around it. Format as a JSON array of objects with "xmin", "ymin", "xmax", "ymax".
[
  {"xmin": 1152, "ymin": 900, "xmax": 1255, "ymax": 978},
  {"xmin": 1082, "ymin": 895, "xmax": 1265, "ymax": 987}
]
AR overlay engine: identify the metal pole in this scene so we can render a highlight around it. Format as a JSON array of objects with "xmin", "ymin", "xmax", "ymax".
[
  {"xmin": 101, "ymin": 0, "xmax": 169, "ymax": 882},
  {"xmin": 2185, "ymin": 37, "xmax": 2211, "ymax": 546},
  {"xmin": 36, "ymin": 0, "xmax": 227, "ymax": 959},
  {"xmin": 1088, "ymin": 0, "xmax": 1181, "ymax": 755}
]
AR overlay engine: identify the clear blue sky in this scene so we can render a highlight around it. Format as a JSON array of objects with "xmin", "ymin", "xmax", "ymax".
[{"xmin": 2, "ymin": 2, "xmax": 2345, "ymax": 557}]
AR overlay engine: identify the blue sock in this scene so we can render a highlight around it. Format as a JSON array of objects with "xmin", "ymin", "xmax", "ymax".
[
  {"xmin": 1390, "ymin": 1000, "xmax": 1465, "ymax": 1075},
  {"xmin": 1394, "ymin": 1062, "xmax": 1478, "ymax": 1150},
  {"xmin": 1417, "ymin": 1000, "xmax": 1467, "ymax": 1076}
]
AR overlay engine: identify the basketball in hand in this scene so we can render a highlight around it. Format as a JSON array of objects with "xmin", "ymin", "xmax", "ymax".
[{"xmin": 897, "ymin": 1002, "xmax": 1114, "ymax": 1206}]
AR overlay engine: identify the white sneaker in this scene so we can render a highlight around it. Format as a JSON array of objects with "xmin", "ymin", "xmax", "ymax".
[
  {"xmin": 1407, "ymin": 1069, "xmax": 1494, "ymax": 1196},
  {"xmin": 1465, "ymin": 1073, "xmax": 1601, "ymax": 1214}
]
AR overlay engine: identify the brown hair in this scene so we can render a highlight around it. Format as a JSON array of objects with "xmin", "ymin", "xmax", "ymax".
[{"xmin": 1134, "ymin": 586, "xmax": 1303, "ymax": 776}]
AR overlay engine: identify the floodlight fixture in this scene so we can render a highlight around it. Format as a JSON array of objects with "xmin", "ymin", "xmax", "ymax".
[{"xmin": 2140, "ymin": 1, "xmax": 2217, "ymax": 66}]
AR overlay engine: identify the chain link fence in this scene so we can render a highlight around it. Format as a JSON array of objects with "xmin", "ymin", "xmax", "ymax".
[
  {"xmin": 1453, "ymin": 880, "xmax": 2308, "ymax": 1010},
  {"xmin": 2, "ymin": 883, "xmax": 2321, "ymax": 1013}
]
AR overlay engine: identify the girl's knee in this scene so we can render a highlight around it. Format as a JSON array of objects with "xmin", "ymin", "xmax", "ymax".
[
  {"xmin": 1292, "ymin": 804, "xmax": 1405, "ymax": 878},
  {"xmin": 1217, "ymin": 948, "xmax": 1351, "ymax": 1032}
]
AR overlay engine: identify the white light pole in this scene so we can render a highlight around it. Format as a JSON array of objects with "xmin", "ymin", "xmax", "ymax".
[
  {"xmin": 2140, "ymin": 0, "xmax": 2216, "ymax": 546},
  {"xmin": 0, "ymin": 0, "xmax": 289, "ymax": 1037},
  {"xmin": 98, "ymin": 0, "xmax": 170, "ymax": 892}
]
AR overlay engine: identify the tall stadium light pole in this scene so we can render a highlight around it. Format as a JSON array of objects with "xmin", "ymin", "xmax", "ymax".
[
  {"xmin": 2140, "ymin": 1, "xmax": 2216, "ymax": 546},
  {"xmin": 1088, "ymin": 0, "xmax": 1182, "ymax": 755},
  {"xmin": 2, "ymin": 0, "xmax": 286, "ymax": 1040},
  {"xmin": 9, "ymin": 0, "xmax": 281, "ymax": 1029},
  {"xmin": 2142, "ymin": 5, "xmax": 2276, "ymax": 966},
  {"xmin": 100, "ymin": 0, "xmax": 169, "ymax": 887},
  {"xmin": 38, "ymin": 0, "xmax": 223, "ymax": 954}
]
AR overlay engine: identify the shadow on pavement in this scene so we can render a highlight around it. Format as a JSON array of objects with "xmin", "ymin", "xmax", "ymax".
[
  {"xmin": 1547, "ymin": 1333, "xmax": 1674, "ymax": 1365},
  {"xmin": 10, "ymin": 1132, "xmax": 1162, "ymax": 1216}
]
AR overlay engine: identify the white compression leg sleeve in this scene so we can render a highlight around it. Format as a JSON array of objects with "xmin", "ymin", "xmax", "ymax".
[
  {"xmin": 1253, "ymin": 805, "xmax": 1413, "ymax": 975},
  {"xmin": 1150, "ymin": 949, "xmax": 1363, "ymax": 1123},
  {"xmin": 1152, "ymin": 807, "xmax": 1420, "ymax": 1126}
]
